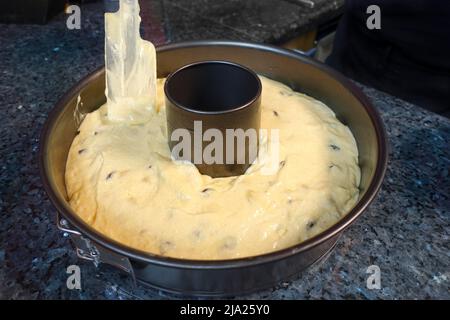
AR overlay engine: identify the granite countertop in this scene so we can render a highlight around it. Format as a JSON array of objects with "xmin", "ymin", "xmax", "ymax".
[
  {"xmin": 0, "ymin": 2, "xmax": 449, "ymax": 299},
  {"xmin": 149, "ymin": 0, "xmax": 343, "ymax": 44}
]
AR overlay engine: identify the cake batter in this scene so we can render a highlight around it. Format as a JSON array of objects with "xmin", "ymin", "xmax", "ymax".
[{"xmin": 65, "ymin": 76, "xmax": 360, "ymax": 260}]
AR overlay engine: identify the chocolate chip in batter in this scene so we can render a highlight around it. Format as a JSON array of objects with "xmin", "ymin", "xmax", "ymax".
[
  {"xmin": 273, "ymin": 110, "xmax": 279, "ymax": 117},
  {"xmin": 329, "ymin": 163, "xmax": 343, "ymax": 170},
  {"xmin": 306, "ymin": 220, "xmax": 316, "ymax": 230},
  {"xmin": 279, "ymin": 160, "xmax": 286, "ymax": 168},
  {"xmin": 329, "ymin": 144, "xmax": 341, "ymax": 151},
  {"xmin": 139, "ymin": 229, "xmax": 149, "ymax": 236},
  {"xmin": 159, "ymin": 240, "xmax": 174, "ymax": 255},
  {"xmin": 106, "ymin": 171, "xmax": 115, "ymax": 180},
  {"xmin": 246, "ymin": 190, "xmax": 256, "ymax": 202},
  {"xmin": 221, "ymin": 236, "xmax": 237, "ymax": 250},
  {"xmin": 193, "ymin": 229, "xmax": 202, "ymax": 240},
  {"xmin": 201, "ymin": 188, "xmax": 214, "ymax": 193},
  {"xmin": 94, "ymin": 131, "xmax": 98, "ymax": 135},
  {"xmin": 279, "ymin": 90, "xmax": 293, "ymax": 97},
  {"xmin": 166, "ymin": 209, "xmax": 175, "ymax": 220},
  {"xmin": 78, "ymin": 148, "xmax": 86, "ymax": 155}
]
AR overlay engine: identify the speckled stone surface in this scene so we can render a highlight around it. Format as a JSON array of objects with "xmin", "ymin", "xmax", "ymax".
[
  {"xmin": 160, "ymin": 0, "xmax": 343, "ymax": 44},
  {"xmin": 0, "ymin": 2, "xmax": 448, "ymax": 300}
]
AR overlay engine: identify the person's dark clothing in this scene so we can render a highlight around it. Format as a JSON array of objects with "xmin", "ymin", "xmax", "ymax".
[{"xmin": 327, "ymin": 0, "xmax": 450, "ymax": 114}]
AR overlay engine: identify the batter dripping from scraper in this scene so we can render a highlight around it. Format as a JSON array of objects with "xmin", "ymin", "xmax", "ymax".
[{"xmin": 65, "ymin": 0, "xmax": 361, "ymax": 260}]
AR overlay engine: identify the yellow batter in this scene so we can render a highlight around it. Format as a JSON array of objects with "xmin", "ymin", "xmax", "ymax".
[{"xmin": 65, "ymin": 76, "xmax": 360, "ymax": 260}]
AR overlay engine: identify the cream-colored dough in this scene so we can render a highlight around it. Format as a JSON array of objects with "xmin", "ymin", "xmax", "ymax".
[{"xmin": 65, "ymin": 76, "xmax": 360, "ymax": 260}]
